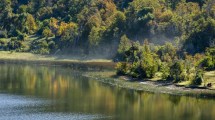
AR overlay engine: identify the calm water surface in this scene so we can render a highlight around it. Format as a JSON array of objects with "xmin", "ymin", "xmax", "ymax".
[{"xmin": 0, "ymin": 64, "xmax": 214, "ymax": 120}]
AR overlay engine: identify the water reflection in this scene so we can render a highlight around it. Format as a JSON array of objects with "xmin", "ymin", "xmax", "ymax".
[
  {"xmin": 0, "ymin": 94, "xmax": 107, "ymax": 120},
  {"xmin": 0, "ymin": 64, "xmax": 214, "ymax": 120}
]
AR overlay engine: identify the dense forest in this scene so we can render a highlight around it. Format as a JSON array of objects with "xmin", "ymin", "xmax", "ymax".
[
  {"xmin": 0, "ymin": 0, "xmax": 215, "ymax": 83},
  {"xmin": 0, "ymin": 0, "xmax": 214, "ymax": 54}
]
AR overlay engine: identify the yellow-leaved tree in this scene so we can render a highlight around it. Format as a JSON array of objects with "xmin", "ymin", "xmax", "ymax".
[{"xmin": 25, "ymin": 14, "xmax": 38, "ymax": 34}]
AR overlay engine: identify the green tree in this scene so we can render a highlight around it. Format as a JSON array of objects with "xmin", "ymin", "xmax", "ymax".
[
  {"xmin": 0, "ymin": 0, "xmax": 13, "ymax": 31},
  {"xmin": 170, "ymin": 61, "xmax": 184, "ymax": 82},
  {"xmin": 137, "ymin": 41, "xmax": 158, "ymax": 78},
  {"xmin": 89, "ymin": 27, "xmax": 103, "ymax": 47},
  {"xmin": 118, "ymin": 35, "xmax": 131, "ymax": 54},
  {"xmin": 184, "ymin": 18, "xmax": 215, "ymax": 54},
  {"xmin": 160, "ymin": 62, "xmax": 170, "ymax": 79}
]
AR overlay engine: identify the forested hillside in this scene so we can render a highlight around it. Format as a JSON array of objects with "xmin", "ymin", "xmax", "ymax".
[{"xmin": 0, "ymin": 0, "xmax": 214, "ymax": 56}]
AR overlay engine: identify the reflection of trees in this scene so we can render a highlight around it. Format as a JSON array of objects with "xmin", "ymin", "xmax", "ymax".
[
  {"xmin": 168, "ymin": 95, "xmax": 181, "ymax": 105},
  {"xmin": 0, "ymin": 64, "xmax": 214, "ymax": 120}
]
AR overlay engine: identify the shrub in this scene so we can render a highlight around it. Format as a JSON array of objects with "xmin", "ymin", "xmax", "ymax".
[
  {"xmin": 42, "ymin": 28, "xmax": 54, "ymax": 38},
  {"xmin": 201, "ymin": 56, "xmax": 214, "ymax": 70},
  {"xmin": 160, "ymin": 62, "xmax": 170, "ymax": 79},
  {"xmin": 129, "ymin": 62, "xmax": 141, "ymax": 78},
  {"xmin": 31, "ymin": 48, "xmax": 50, "ymax": 54},
  {"xmin": 30, "ymin": 39, "xmax": 51, "ymax": 54},
  {"xmin": 138, "ymin": 60, "xmax": 158, "ymax": 78},
  {"xmin": 0, "ymin": 31, "xmax": 7, "ymax": 38},
  {"xmin": 0, "ymin": 39, "xmax": 8, "ymax": 50},
  {"xmin": 7, "ymin": 40, "xmax": 23, "ymax": 50},
  {"xmin": 169, "ymin": 61, "xmax": 184, "ymax": 82},
  {"xmin": 38, "ymin": 48, "xmax": 50, "ymax": 54},
  {"xmin": 116, "ymin": 62, "xmax": 130, "ymax": 75},
  {"xmin": 133, "ymin": 40, "xmax": 159, "ymax": 78},
  {"xmin": 191, "ymin": 69, "xmax": 204, "ymax": 85},
  {"xmin": 199, "ymin": 47, "xmax": 215, "ymax": 70}
]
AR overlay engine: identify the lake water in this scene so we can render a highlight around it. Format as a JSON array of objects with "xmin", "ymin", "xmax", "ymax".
[{"xmin": 0, "ymin": 63, "xmax": 214, "ymax": 120}]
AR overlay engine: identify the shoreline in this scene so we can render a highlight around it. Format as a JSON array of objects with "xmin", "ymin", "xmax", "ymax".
[
  {"xmin": 0, "ymin": 51, "xmax": 115, "ymax": 69},
  {"xmin": 86, "ymin": 72, "xmax": 215, "ymax": 98},
  {"xmin": 0, "ymin": 51, "xmax": 214, "ymax": 98},
  {"xmin": 0, "ymin": 58, "xmax": 116, "ymax": 69}
]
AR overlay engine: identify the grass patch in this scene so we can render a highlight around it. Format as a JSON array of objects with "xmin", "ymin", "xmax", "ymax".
[
  {"xmin": 0, "ymin": 51, "xmax": 113, "ymax": 62},
  {"xmin": 204, "ymin": 71, "xmax": 215, "ymax": 89},
  {"xmin": 177, "ymin": 81, "xmax": 192, "ymax": 86}
]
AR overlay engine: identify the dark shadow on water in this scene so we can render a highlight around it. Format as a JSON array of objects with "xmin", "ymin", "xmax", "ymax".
[{"xmin": 168, "ymin": 95, "xmax": 182, "ymax": 105}]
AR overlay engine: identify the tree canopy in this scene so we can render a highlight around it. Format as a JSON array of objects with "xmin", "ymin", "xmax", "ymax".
[{"xmin": 0, "ymin": 0, "xmax": 214, "ymax": 56}]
